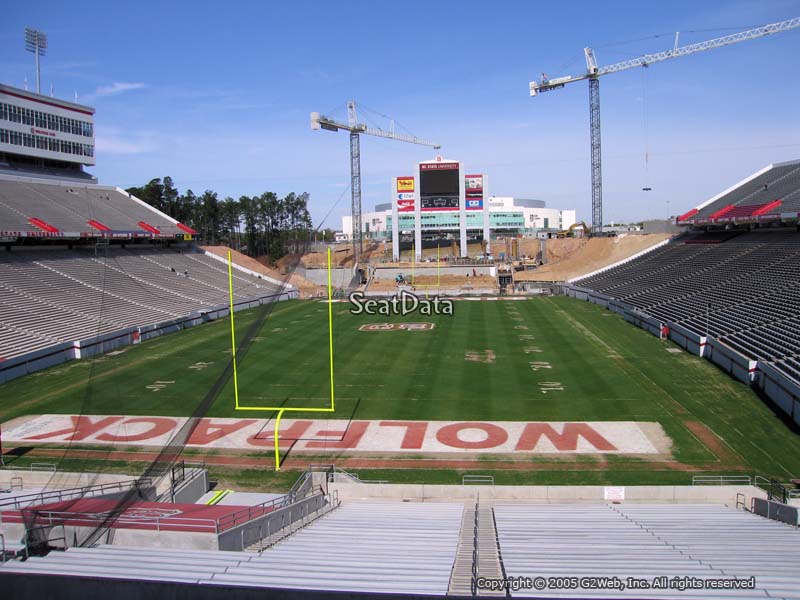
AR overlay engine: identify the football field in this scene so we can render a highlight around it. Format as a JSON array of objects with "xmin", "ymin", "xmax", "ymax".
[{"xmin": 1, "ymin": 296, "xmax": 799, "ymax": 481}]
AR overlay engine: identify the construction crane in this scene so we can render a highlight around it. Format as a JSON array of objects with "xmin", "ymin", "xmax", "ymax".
[
  {"xmin": 530, "ymin": 17, "xmax": 800, "ymax": 234},
  {"xmin": 311, "ymin": 101, "xmax": 440, "ymax": 265}
]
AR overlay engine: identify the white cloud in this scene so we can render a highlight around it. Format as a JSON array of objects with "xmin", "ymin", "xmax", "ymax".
[
  {"xmin": 92, "ymin": 82, "xmax": 146, "ymax": 98},
  {"xmin": 95, "ymin": 130, "xmax": 156, "ymax": 155}
]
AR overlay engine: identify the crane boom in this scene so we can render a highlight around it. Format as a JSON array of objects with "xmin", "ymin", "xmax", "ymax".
[
  {"xmin": 528, "ymin": 16, "xmax": 800, "ymax": 234},
  {"xmin": 597, "ymin": 17, "xmax": 800, "ymax": 77},
  {"xmin": 312, "ymin": 113, "xmax": 440, "ymax": 148},
  {"xmin": 311, "ymin": 101, "xmax": 440, "ymax": 265},
  {"xmin": 531, "ymin": 17, "xmax": 800, "ymax": 95}
]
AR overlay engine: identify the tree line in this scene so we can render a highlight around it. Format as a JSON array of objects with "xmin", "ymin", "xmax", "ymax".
[{"xmin": 125, "ymin": 177, "xmax": 327, "ymax": 260}]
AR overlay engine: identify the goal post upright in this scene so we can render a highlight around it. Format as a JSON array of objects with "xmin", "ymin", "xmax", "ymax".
[
  {"xmin": 228, "ymin": 249, "xmax": 240, "ymax": 408},
  {"xmin": 327, "ymin": 246, "xmax": 335, "ymax": 414},
  {"xmin": 230, "ymin": 247, "xmax": 336, "ymax": 470}
]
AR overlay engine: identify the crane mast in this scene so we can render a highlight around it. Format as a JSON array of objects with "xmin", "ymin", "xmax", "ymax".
[
  {"xmin": 312, "ymin": 101, "xmax": 440, "ymax": 266},
  {"xmin": 529, "ymin": 17, "xmax": 800, "ymax": 234}
]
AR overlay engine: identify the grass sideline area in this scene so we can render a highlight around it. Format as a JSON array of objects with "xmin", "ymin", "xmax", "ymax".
[{"xmin": 1, "ymin": 296, "xmax": 799, "ymax": 483}]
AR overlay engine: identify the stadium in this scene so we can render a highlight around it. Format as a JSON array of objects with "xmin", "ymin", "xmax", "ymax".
[{"xmin": 1, "ymin": 8, "xmax": 800, "ymax": 600}]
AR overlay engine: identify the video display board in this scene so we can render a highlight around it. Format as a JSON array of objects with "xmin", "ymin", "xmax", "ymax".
[{"xmin": 420, "ymin": 162, "xmax": 459, "ymax": 211}]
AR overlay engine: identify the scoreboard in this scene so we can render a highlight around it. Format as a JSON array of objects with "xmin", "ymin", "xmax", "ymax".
[{"xmin": 420, "ymin": 162, "xmax": 460, "ymax": 211}]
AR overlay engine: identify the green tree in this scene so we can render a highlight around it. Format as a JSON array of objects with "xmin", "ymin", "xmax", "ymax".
[
  {"xmin": 124, "ymin": 177, "xmax": 313, "ymax": 260},
  {"xmin": 162, "ymin": 176, "xmax": 179, "ymax": 218}
]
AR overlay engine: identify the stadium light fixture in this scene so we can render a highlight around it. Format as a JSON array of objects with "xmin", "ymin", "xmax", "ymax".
[{"xmin": 24, "ymin": 27, "xmax": 47, "ymax": 94}]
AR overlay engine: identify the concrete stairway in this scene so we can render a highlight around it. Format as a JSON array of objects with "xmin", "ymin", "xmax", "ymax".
[{"xmin": 448, "ymin": 501, "xmax": 507, "ymax": 597}]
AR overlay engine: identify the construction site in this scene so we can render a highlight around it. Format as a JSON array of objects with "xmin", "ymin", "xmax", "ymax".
[{"xmin": 1, "ymin": 8, "xmax": 800, "ymax": 600}]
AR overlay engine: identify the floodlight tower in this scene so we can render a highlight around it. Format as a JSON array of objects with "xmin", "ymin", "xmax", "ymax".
[{"xmin": 24, "ymin": 27, "xmax": 47, "ymax": 94}]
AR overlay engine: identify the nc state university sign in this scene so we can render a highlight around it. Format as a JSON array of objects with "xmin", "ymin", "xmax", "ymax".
[{"xmin": 1, "ymin": 416, "xmax": 664, "ymax": 455}]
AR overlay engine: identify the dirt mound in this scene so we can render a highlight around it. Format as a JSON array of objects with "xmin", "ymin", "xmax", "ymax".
[
  {"xmin": 514, "ymin": 233, "xmax": 674, "ymax": 282},
  {"xmin": 201, "ymin": 246, "xmax": 323, "ymax": 298},
  {"xmin": 546, "ymin": 238, "xmax": 586, "ymax": 262},
  {"xmin": 280, "ymin": 241, "xmax": 390, "ymax": 269},
  {"xmin": 490, "ymin": 238, "xmax": 541, "ymax": 258}
]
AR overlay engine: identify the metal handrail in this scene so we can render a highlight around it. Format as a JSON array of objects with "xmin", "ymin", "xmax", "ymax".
[
  {"xmin": 0, "ymin": 532, "xmax": 29, "ymax": 561},
  {"xmin": 216, "ymin": 494, "xmax": 290, "ymax": 532},
  {"xmin": 23, "ymin": 509, "xmax": 221, "ymax": 533},
  {"xmin": 25, "ymin": 523, "xmax": 67, "ymax": 552},
  {"xmin": 463, "ymin": 475, "xmax": 494, "ymax": 486},
  {"xmin": 29, "ymin": 463, "xmax": 56, "ymax": 472},
  {"xmin": 242, "ymin": 491, "xmax": 338, "ymax": 551},
  {"xmin": 692, "ymin": 475, "xmax": 794, "ymax": 503},
  {"xmin": 288, "ymin": 469, "xmax": 314, "ymax": 500},
  {"xmin": 766, "ymin": 478, "xmax": 789, "ymax": 504},
  {"xmin": 329, "ymin": 466, "xmax": 388, "ymax": 484},
  {"xmin": 491, "ymin": 506, "xmax": 511, "ymax": 598},
  {"xmin": 470, "ymin": 497, "xmax": 479, "ymax": 597},
  {"xmin": 0, "ymin": 478, "xmax": 152, "ymax": 509},
  {"xmin": 692, "ymin": 475, "xmax": 753, "ymax": 485}
]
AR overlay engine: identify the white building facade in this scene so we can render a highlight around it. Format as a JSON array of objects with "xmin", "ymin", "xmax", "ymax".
[
  {"xmin": 341, "ymin": 157, "xmax": 576, "ymax": 259},
  {"xmin": 0, "ymin": 84, "xmax": 95, "ymax": 170}
]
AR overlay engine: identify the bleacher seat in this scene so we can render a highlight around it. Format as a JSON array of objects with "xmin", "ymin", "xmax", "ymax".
[
  {"xmin": 495, "ymin": 503, "xmax": 800, "ymax": 598},
  {"xmin": 684, "ymin": 160, "xmax": 800, "ymax": 223},
  {"xmin": 0, "ymin": 177, "xmax": 192, "ymax": 236},
  {"xmin": 1, "ymin": 501, "xmax": 463, "ymax": 595},
  {"xmin": 0, "ymin": 247, "xmax": 286, "ymax": 361},
  {"xmin": 575, "ymin": 229, "xmax": 800, "ymax": 384}
]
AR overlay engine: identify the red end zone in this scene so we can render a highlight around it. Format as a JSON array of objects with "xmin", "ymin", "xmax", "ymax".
[{"xmin": 2, "ymin": 499, "xmax": 272, "ymax": 533}]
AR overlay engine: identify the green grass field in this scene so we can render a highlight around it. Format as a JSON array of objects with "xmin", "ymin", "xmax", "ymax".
[{"xmin": 2, "ymin": 296, "xmax": 799, "ymax": 483}]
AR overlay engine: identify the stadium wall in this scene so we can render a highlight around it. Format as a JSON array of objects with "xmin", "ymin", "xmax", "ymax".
[
  {"xmin": 330, "ymin": 482, "xmax": 766, "ymax": 504},
  {"xmin": 0, "ymin": 341, "xmax": 76, "ymax": 384},
  {"xmin": 302, "ymin": 267, "xmax": 357, "ymax": 287},
  {"xmin": 73, "ymin": 327, "xmax": 139, "ymax": 359},
  {"xmin": 757, "ymin": 361, "xmax": 800, "ymax": 425},
  {"xmin": 375, "ymin": 266, "xmax": 496, "ymax": 278},
  {"xmin": 666, "ymin": 321, "xmax": 706, "ymax": 356},
  {"xmin": 218, "ymin": 492, "xmax": 327, "ymax": 551},
  {"xmin": 705, "ymin": 338, "xmax": 758, "ymax": 384},
  {"xmin": 564, "ymin": 284, "xmax": 800, "ymax": 427},
  {"xmin": 363, "ymin": 287, "xmax": 498, "ymax": 297},
  {"xmin": 0, "ymin": 290, "xmax": 297, "ymax": 385},
  {"xmin": 752, "ymin": 497, "xmax": 800, "ymax": 526}
]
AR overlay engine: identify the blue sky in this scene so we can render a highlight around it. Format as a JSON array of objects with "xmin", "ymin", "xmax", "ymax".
[{"xmin": 2, "ymin": 0, "xmax": 799, "ymax": 228}]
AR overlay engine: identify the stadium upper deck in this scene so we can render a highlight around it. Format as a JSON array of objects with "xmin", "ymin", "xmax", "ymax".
[
  {"xmin": 677, "ymin": 160, "xmax": 800, "ymax": 226},
  {"xmin": 0, "ymin": 175, "xmax": 196, "ymax": 239}
]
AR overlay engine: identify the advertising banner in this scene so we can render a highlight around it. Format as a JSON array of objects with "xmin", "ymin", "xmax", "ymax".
[
  {"xmin": 465, "ymin": 174, "xmax": 483, "ymax": 211},
  {"xmin": 396, "ymin": 176, "xmax": 415, "ymax": 212}
]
